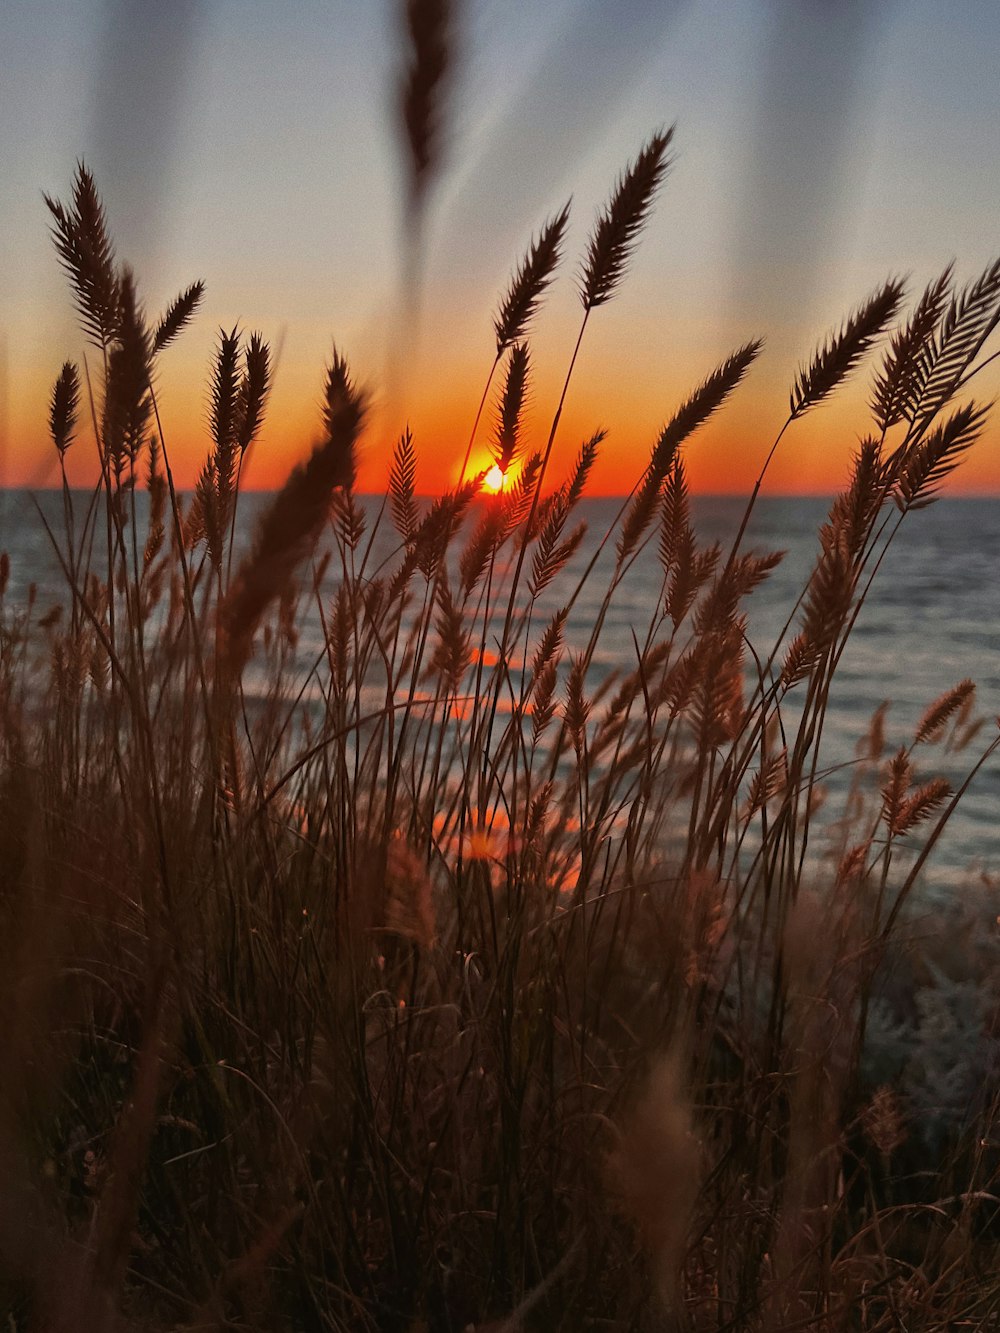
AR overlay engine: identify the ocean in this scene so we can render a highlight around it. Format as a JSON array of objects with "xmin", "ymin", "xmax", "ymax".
[{"xmin": 2, "ymin": 489, "xmax": 997, "ymax": 891}]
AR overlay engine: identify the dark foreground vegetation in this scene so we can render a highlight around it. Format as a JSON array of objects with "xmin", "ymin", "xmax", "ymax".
[{"xmin": 2, "ymin": 6, "xmax": 1000, "ymax": 1329}]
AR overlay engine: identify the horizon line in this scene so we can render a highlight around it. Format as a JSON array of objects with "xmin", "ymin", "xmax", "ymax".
[{"xmin": 4, "ymin": 486, "xmax": 1000, "ymax": 501}]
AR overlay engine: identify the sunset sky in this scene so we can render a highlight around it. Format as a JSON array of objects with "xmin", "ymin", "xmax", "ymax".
[{"xmin": 3, "ymin": 0, "xmax": 1000, "ymax": 495}]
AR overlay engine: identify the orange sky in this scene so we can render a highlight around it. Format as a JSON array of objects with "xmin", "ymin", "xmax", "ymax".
[
  {"xmin": 13, "ymin": 308, "xmax": 999, "ymax": 500},
  {"xmin": 4, "ymin": 2, "xmax": 1000, "ymax": 497}
]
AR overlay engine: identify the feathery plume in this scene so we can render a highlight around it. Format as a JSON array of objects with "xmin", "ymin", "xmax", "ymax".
[
  {"xmin": 743, "ymin": 748, "xmax": 788, "ymax": 817},
  {"xmin": 693, "ymin": 550, "xmax": 782, "ymax": 635},
  {"xmin": 906, "ymin": 257, "xmax": 1000, "ymax": 426},
  {"xmin": 666, "ymin": 535, "xmax": 717, "ymax": 631},
  {"xmin": 894, "ymin": 399, "xmax": 988, "ymax": 510},
  {"xmin": 880, "ymin": 747, "xmax": 912, "ymax": 835},
  {"xmin": 494, "ymin": 202, "xmax": 570, "ymax": 351},
  {"xmin": 619, "ymin": 341, "xmax": 762, "ymax": 563},
  {"xmin": 617, "ymin": 470, "xmax": 662, "ymax": 565},
  {"xmin": 530, "ymin": 517, "xmax": 586, "ymax": 599},
  {"xmin": 563, "ymin": 654, "xmax": 591, "ymax": 757},
  {"xmin": 383, "ymin": 834, "xmax": 436, "ymax": 950},
  {"xmin": 500, "ymin": 452, "xmax": 542, "ymax": 536},
  {"xmin": 859, "ymin": 700, "xmax": 890, "ymax": 763},
  {"xmin": 459, "ymin": 500, "xmax": 504, "ymax": 596},
  {"xmin": 143, "ymin": 437, "xmax": 167, "ymax": 574},
  {"xmin": 790, "ymin": 279, "xmax": 905, "ymax": 419},
  {"xmin": 412, "ymin": 478, "xmax": 480, "ymax": 579},
  {"xmin": 893, "ymin": 777, "xmax": 952, "ymax": 835},
  {"xmin": 649, "ymin": 340, "xmax": 763, "ymax": 478},
  {"xmin": 658, "ymin": 459, "xmax": 688, "ymax": 574},
  {"xmin": 827, "ymin": 437, "xmax": 887, "ymax": 559},
  {"xmin": 191, "ymin": 459, "xmax": 222, "ymax": 568},
  {"xmin": 492, "ymin": 342, "xmax": 531, "ymax": 474},
  {"xmin": 332, "ymin": 487, "xmax": 366, "ymax": 551},
  {"xmin": 390, "ymin": 427, "xmax": 419, "ymax": 543},
  {"xmin": 101, "ymin": 267, "xmax": 152, "ymax": 473},
  {"xmin": 530, "ymin": 659, "xmax": 559, "ymax": 744},
  {"xmin": 236, "ymin": 332, "xmax": 271, "ymax": 453},
  {"xmin": 210, "ymin": 326, "xmax": 241, "ymax": 504},
  {"xmin": 152, "ymin": 281, "xmax": 205, "ymax": 354},
  {"xmin": 605, "ymin": 1051, "xmax": 699, "ymax": 1311},
  {"xmin": 863, "ymin": 1085, "xmax": 908, "ymax": 1158},
  {"xmin": 580, "ymin": 128, "xmax": 674, "ymax": 310},
  {"xmin": 564, "ymin": 429, "xmax": 603, "ymax": 510},
  {"xmin": 782, "ymin": 524, "xmax": 853, "ymax": 684},
  {"xmin": 915, "ymin": 679, "xmax": 976, "ymax": 745},
  {"xmin": 49, "ymin": 363, "xmax": 80, "ymax": 456},
  {"xmin": 322, "ymin": 350, "xmax": 364, "ymax": 492},
  {"xmin": 870, "ymin": 266, "xmax": 952, "ymax": 432},
  {"xmin": 690, "ymin": 625, "xmax": 745, "ymax": 745},
  {"xmin": 429, "ymin": 582, "xmax": 470, "ymax": 693},
  {"xmin": 222, "ymin": 349, "xmax": 366, "ymax": 673},
  {"xmin": 398, "ymin": 0, "xmax": 455, "ymax": 217},
  {"xmin": 44, "ymin": 162, "xmax": 119, "ymax": 349},
  {"xmin": 527, "ymin": 607, "xmax": 568, "ymax": 690}
]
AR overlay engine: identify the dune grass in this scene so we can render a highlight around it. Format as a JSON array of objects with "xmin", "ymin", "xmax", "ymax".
[{"xmin": 2, "ymin": 18, "xmax": 1000, "ymax": 1329}]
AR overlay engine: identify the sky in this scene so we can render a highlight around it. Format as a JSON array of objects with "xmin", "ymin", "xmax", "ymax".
[{"xmin": 3, "ymin": 0, "xmax": 1000, "ymax": 496}]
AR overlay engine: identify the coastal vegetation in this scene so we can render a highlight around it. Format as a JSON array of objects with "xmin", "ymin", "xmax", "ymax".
[{"xmin": 1, "ymin": 5, "xmax": 1000, "ymax": 1327}]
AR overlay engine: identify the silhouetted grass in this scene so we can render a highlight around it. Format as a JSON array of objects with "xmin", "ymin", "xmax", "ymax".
[{"xmin": 2, "ymin": 42, "xmax": 1000, "ymax": 1333}]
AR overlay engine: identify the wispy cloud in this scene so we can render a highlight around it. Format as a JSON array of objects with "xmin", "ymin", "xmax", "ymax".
[
  {"xmin": 723, "ymin": 0, "xmax": 899, "ymax": 335},
  {"xmin": 89, "ymin": 0, "xmax": 203, "ymax": 283},
  {"xmin": 436, "ymin": 0, "xmax": 691, "ymax": 276}
]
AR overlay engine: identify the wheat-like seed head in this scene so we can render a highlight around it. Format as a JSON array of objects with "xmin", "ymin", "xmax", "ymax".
[
  {"xmin": 870, "ymin": 266, "xmax": 952, "ymax": 432},
  {"xmin": 236, "ymin": 332, "xmax": 271, "ymax": 453},
  {"xmin": 209, "ymin": 326, "xmax": 241, "ymax": 500},
  {"xmin": 658, "ymin": 459, "xmax": 689, "ymax": 573},
  {"xmin": 863, "ymin": 1085, "xmax": 908, "ymax": 1157},
  {"xmin": 563, "ymin": 654, "xmax": 591, "ymax": 758},
  {"xmin": 390, "ymin": 427, "xmax": 419, "ymax": 544},
  {"xmin": 605, "ymin": 1050, "xmax": 699, "ymax": 1311},
  {"xmin": 580, "ymin": 128, "xmax": 674, "ymax": 310},
  {"xmin": 44, "ymin": 161, "xmax": 120, "ymax": 349},
  {"xmin": 619, "ymin": 341, "xmax": 762, "ymax": 565},
  {"xmin": 494, "ymin": 202, "xmax": 571, "ymax": 352},
  {"xmin": 564, "ymin": 430, "xmax": 603, "ymax": 510},
  {"xmin": 398, "ymin": 0, "xmax": 455, "ymax": 216},
  {"xmin": 880, "ymin": 747, "xmax": 912, "ymax": 834},
  {"xmin": 153, "ymin": 281, "xmax": 205, "ymax": 354},
  {"xmin": 142, "ymin": 437, "xmax": 167, "ymax": 571},
  {"xmin": 49, "ymin": 363, "xmax": 80, "ymax": 456},
  {"xmin": 492, "ymin": 342, "xmax": 531, "ymax": 474},
  {"xmin": 650, "ymin": 339, "xmax": 763, "ymax": 478},
  {"xmin": 459, "ymin": 501, "xmax": 505, "ymax": 597},
  {"xmin": 790, "ymin": 279, "xmax": 905, "ymax": 419},
  {"xmin": 893, "ymin": 777, "xmax": 952, "ymax": 835},
  {"xmin": 222, "ymin": 350, "xmax": 367, "ymax": 674},
  {"xmin": 906, "ymin": 257, "xmax": 1000, "ymax": 427},
  {"xmin": 101, "ymin": 267, "xmax": 152, "ymax": 474},
  {"xmin": 617, "ymin": 470, "xmax": 662, "ymax": 565},
  {"xmin": 915, "ymin": 679, "xmax": 976, "ymax": 745},
  {"xmin": 429, "ymin": 581, "xmax": 470, "ymax": 693},
  {"xmin": 383, "ymin": 833, "xmax": 437, "ymax": 951},
  {"xmin": 894, "ymin": 400, "xmax": 989, "ymax": 510}
]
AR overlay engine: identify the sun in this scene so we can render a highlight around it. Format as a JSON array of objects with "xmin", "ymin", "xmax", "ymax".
[{"xmin": 482, "ymin": 464, "xmax": 506, "ymax": 493}]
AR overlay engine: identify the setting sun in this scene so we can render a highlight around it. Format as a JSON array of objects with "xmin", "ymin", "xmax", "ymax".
[{"xmin": 483, "ymin": 463, "xmax": 506, "ymax": 493}]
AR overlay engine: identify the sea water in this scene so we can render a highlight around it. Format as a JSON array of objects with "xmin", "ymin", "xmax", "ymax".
[{"xmin": 2, "ymin": 490, "xmax": 997, "ymax": 888}]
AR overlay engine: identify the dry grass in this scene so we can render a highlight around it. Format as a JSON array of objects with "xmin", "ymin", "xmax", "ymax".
[{"xmin": 2, "ymin": 23, "xmax": 1000, "ymax": 1331}]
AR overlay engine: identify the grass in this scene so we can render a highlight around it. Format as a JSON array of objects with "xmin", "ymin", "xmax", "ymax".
[{"xmin": 2, "ymin": 14, "xmax": 1000, "ymax": 1327}]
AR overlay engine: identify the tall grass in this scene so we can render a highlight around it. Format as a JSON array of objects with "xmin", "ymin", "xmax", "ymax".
[{"xmin": 2, "ymin": 34, "xmax": 1000, "ymax": 1332}]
